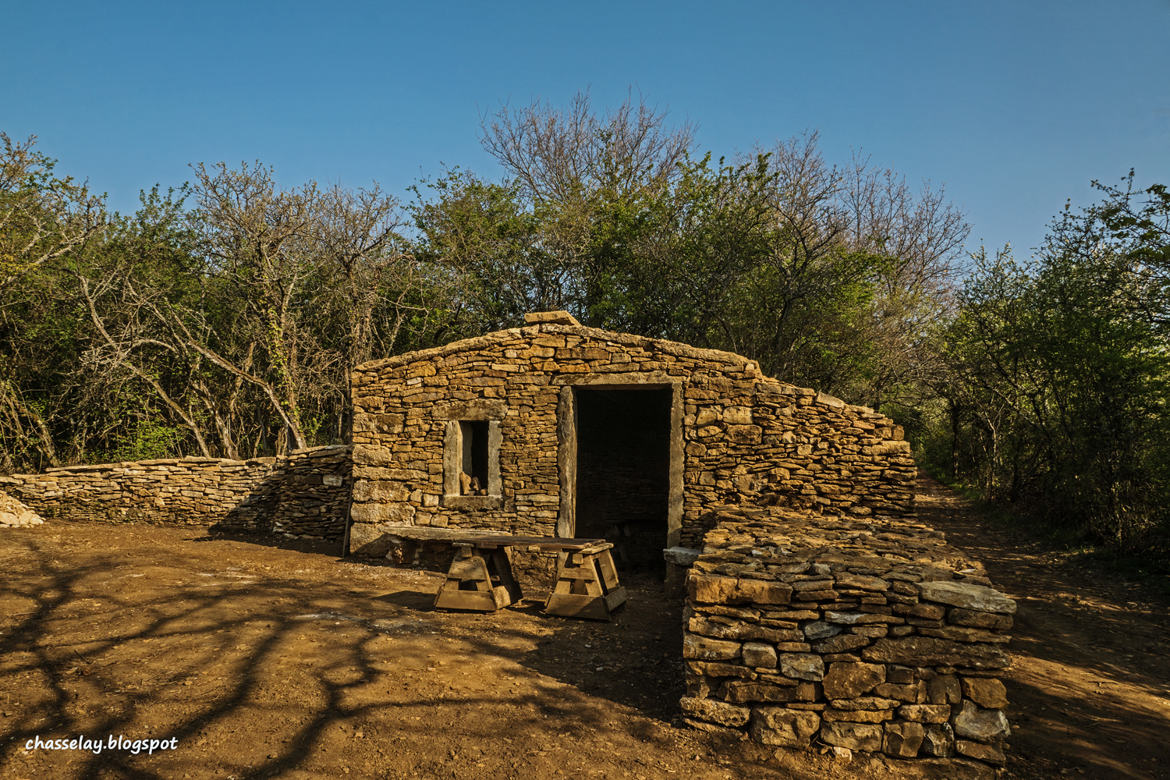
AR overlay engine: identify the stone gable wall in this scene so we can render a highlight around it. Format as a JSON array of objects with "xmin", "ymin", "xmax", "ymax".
[
  {"xmin": 0, "ymin": 445, "xmax": 351, "ymax": 540},
  {"xmin": 348, "ymin": 322, "xmax": 916, "ymax": 557},
  {"xmin": 682, "ymin": 506, "xmax": 1014, "ymax": 768}
]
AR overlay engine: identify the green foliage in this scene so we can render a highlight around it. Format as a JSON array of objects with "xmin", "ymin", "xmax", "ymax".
[
  {"xmin": 99, "ymin": 419, "xmax": 186, "ymax": 463},
  {"xmin": 935, "ymin": 174, "xmax": 1170, "ymax": 551}
]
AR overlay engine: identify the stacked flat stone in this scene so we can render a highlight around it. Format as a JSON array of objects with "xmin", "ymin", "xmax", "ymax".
[
  {"xmin": 1, "ymin": 445, "xmax": 351, "ymax": 541},
  {"xmin": 271, "ymin": 446, "xmax": 352, "ymax": 538},
  {"xmin": 348, "ymin": 321, "xmax": 916, "ymax": 556},
  {"xmin": 681, "ymin": 507, "xmax": 1014, "ymax": 768},
  {"xmin": 0, "ymin": 489, "xmax": 44, "ymax": 527}
]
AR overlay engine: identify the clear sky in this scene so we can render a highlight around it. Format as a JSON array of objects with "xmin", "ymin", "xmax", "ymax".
[{"xmin": 2, "ymin": 0, "xmax": 1167, "ymax": 264}]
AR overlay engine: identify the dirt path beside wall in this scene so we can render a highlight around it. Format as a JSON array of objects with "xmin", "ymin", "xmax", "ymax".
[{"xmin": 916, "ymin": 477, "xmax": 1170, "ymax": 779}]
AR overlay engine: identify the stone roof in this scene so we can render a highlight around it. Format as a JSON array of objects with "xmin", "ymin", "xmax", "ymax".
[{"xmin": 352, "ymin": 314, "xmax": 872, "ymax": 417}]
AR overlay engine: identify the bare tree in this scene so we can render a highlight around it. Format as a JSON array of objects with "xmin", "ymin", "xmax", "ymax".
[
  {"xmin": 73, "ymin": 162, "xmax": 433, "ymax": 458},
  {"xmin": 0, "ymin": 133, "xmax": 105, "ymax": 469},
  {"xmin": 482, "ymin": 90, "xmax": 694, "ymax": 204}
]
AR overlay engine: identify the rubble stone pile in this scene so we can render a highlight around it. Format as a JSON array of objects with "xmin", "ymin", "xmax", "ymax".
[{"xmin": 0, "ymin": 489, "xmax": 44, "ymax": 527}]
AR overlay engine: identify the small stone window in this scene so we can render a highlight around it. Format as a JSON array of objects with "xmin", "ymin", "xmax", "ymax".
[
  {"xmin": 458, "ymin": 420, "xmax": 489, "ymax": 495},
  {"xmin": 443, "ymin": 417, "xmax": 502, "ymax": 508}
]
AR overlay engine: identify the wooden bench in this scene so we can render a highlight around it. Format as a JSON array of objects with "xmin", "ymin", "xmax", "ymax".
[{"xmin": 377, "ymin": 526, "xmax": 627, "ymax": 620}]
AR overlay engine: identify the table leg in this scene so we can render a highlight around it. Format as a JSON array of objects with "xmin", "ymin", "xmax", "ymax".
[{"xmin": 545, "ymin": 549, "xmax": 627, "ymax": 620}]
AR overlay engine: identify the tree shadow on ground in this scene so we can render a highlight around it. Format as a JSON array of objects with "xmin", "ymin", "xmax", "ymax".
[{"xmin": 0, "ymin": 526, "xmax": 803, "ymax": 779}]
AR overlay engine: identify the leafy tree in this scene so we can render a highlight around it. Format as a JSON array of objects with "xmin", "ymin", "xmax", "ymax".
[
  {"xmin": 0, "ymin": 134, "xmax": 106, "ymax": 470},
  {"xmin": 934, "ymin": 174, "xmax": 1170, "ymax": 549}
]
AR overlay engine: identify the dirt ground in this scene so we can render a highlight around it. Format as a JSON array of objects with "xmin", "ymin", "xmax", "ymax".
[
  {"xmin": 917, "ymin": 479, "xmax": 1170, "ymax": 779},
  {"xmin": 1, "ymin": 479, "xmax": 1168, "ymax": 779}
]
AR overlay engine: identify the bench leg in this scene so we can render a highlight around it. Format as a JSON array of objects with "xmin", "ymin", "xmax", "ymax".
[
  {"xmin": 544, "ymin": 550, "xmax": 627, "ymax": 621},
  {"xmin": 434, "ymin": 545, "xmax": 522, "ymax": 612},
  {"xmin": 488, "ymin": 548, "xmax": 523, "ymax": 606}
]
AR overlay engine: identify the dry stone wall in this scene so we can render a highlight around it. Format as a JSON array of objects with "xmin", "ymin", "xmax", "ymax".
[
  {"xmin": 348, "ymin": 321, "xmax": 915, "ymax": 557},
  {"xmin": 0, "ymin": 445, "xmax": 351, "ymax": 540},
  {"xmin": 682, "ymin": 506, "xmax": 1014, "ymax": 768}
]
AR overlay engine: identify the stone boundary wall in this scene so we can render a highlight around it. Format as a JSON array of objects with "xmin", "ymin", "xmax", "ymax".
[
  {"xmin": 681, "ymin": 507, "xmax": 1014, "ymax": 769},
  {"xmin": 349, "ymin": 322, "xmax": 916, "ymax": 556},
  {"xmin": 0, "ymin": 445, "xmax": 352, "ymax": 540}
]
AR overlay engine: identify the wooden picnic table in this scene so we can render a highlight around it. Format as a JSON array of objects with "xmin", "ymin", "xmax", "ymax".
[{"xmin": 378, "ymin": 527, "xmax": 627, "ymax": 620}]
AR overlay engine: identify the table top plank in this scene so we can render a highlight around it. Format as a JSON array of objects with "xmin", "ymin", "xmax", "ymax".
[{"xmin": 377, "ymin": 525, "xmax": 610, "ymax": 552}]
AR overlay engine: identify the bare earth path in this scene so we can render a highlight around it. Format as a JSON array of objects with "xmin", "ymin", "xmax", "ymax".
[
  {"xmin": 1, "ymin": 480, "xmax": 1168, "ymax": 778},
  {"xmin": 917, "ymin": 477, "xmax": 1170, "ymax": 779}
]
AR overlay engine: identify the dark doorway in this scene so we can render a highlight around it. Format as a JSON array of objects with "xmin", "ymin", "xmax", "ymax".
[{"xmin": 574, "ymin": 386, "xmax": 672, "ymax": 573}]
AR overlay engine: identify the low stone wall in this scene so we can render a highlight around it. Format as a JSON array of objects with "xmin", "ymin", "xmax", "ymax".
[
  {"xmin": 218, "ymin": 446, "xmax": 354, "ymax": 539},
  {"xmin": 0, "ymin": 446, "xmax": 352, "ymax": 540},
  {"xmin": 681, "ymin": 507, "xmax": 1014, "ymax": 769}
]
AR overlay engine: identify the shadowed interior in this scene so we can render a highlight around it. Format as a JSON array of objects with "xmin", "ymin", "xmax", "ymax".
[{"xmin": 573, "ymin": 386, "xmax": 671, "ymax": 573}]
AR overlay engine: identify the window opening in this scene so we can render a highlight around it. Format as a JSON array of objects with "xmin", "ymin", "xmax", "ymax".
[{"xmin": 459, "ymin": 420, "xmax": 490, "ymax": 495}]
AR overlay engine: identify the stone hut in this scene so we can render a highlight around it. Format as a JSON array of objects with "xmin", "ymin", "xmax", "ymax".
[
  {"xmin": 347, "ymin": 310, "xmax": 916, "ymax": 570},
  {"xmin": 347, "ymin": 312, "xmax": 1014, "ymax": 768}
]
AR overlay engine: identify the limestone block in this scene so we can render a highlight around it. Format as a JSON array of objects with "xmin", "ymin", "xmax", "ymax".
[
  {"xmin": 724, "ymin": 681, "xmax": 818, "ymax": 704},
  {"xmin": 953, "ymin": 701, "xmax": 1010, "ymax": 742},
  {"xmin": 742, "ymin": 642, "xmax": 778, "ymax": 668},
  {"xmin": 819, "ymin": 721, "xmax": 883, "ymax": 752},
  {"xmin": 920, "ymin": 723, "xmax": 955, "ymax": 757},
  {"xmin": 722, "ymin": 406, "xmax": 753, "ymax": 425},
  {"xmin": 822, "ymin": 708, "xmax": 893, "ymax": 723},
  {"xmin": 835, "ymin": 574, "xmax": 889, "ymax": 591},
  {"xmin": 961, "ymin": 677, "xmax": 1008, "ymax": 709},
  {"xmin": 812, "ymin": 634, "xmax": 869, "ymax": 654},
  {"xmin": 827, "ymin": 696, "xmax": 900, "ymax": 712},
  {"xmin": 883, "ymin": 721, "xmax": 925, "ymax": 758},
  {"xmin": 918, "ymin": 625, "xmax": 1011, "ymax": 643},
  {"xmin": 926, "ymin": 674, "xmax": 961, "ymax": 704},
  {"xmin": 352, "ymin": 443, "xmax": 394, "ymax": 466},
  {"xmin": 949, "ymin": 607, "xmax": 1013, "ymax": 630},
  {"xmin": 955, "ymin": 739, "xmax": 1005, "ymax": 764},
  {"xmin": 802, "ymin": 621, "xmax": 842, "ymax": 640},
  {"xmin": 682, "ymin": 635, "xmax": 741, "ymax": 661},
  {"xmin": 749, "ymin": 708, "xmax": 821, "ymax": 747},
  {"xmin": 688, "ymin": 574, "xmax": 738, "ymax": 603},
  {"xmin": 916, "ymin": 580, "xmax": 1016, "ymax": 614},
  {"xmin": 779, "ymin": 653, "xmax": 824, "ymax": 681},
  {"xmin": 346, "ymin": 523, "xmax": 392, "ymax": 557},
  {"xmin": 862, "ymin": 637, "xmax": 1010, "ymax": 669},
  {"xmin": 734, "ymin": 578, "xmax": 793, "ymax": 605},
  {"xmin": 895, "ymin": 704, "xmax": 951, "ymax": 724},
  {"xmin": 873, "ymin": 682, "xmax": 923, "ymax": 702},
  {"xmin": 679, "ymin": 697, "xmax": 750, "ymax": 727},
  {"xmin": 348, "ymin": 502, "xmax": 413, "ymax": 525},
  {"xmin": 822, "ymin": 662, "xmax": 885, "ymax": 699}
]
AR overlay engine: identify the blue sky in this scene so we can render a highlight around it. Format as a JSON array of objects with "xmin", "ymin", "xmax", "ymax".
[{"xmin": 2, "ymin": 0, "xmax": 1167, "ymax": 264}]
